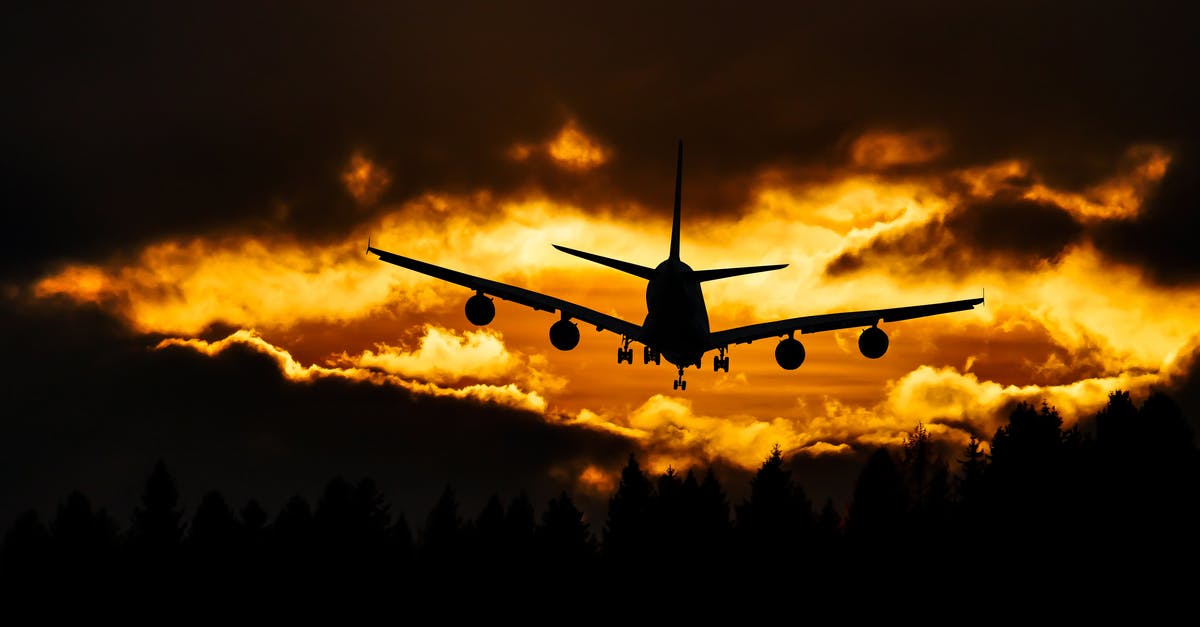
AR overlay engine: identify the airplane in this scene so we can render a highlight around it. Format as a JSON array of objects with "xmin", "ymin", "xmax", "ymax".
[{"xmin": 368, "ymin": 141, "xmax": 984, "ymax": 390}]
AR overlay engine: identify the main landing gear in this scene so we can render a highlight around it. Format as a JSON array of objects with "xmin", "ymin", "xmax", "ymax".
[
  {"xmin": 673, "ymin": 367, "xmax": 687, "ymax": 391},
  {"xmin": 617, "ymin": 337, "xmax": 634, "ymax": 364},
  {"xmin": 643, "ymin": 345, "xmax": 661, "ymax": 365},
  {"xmin": 713, "ymin": 347, "xmax": 730, "ymax": 372}
]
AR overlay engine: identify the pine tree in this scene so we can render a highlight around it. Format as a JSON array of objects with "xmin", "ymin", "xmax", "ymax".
[
  {"xmin": 128, "ymin": 460, "xmax": 186, "ymax": 571},
  {"xmin": 736, "ymin": 444, "xmax": 813, "ymax": 561},
  {"xmin": 603, "ymin": 453, "xmax": 654, "ymax": 561},
  {"xmin": 421, "ymin": 484, "xmax": 462, "ymax": 567},
  {"xmin": 846, "ymin": 447, "xmax": 907, "ymax": 550},
  {"xmin": 49, "ymin": 491, "xmax": 118, "ymax": 579},
  {"xmin": 536, "ymin": 491, "xmax": 595, "ymax": 567}
]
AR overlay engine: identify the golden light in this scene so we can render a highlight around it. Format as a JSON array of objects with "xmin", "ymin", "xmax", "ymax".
[
  {"xmin": 157, "ymin": 329, "xmax": 550, "ymax": 412},
  {"xmin": 1025, "ymin": 145, "xmax": 1170, "ymax": 221},
  {"xmin": 342, "ymin": 152, "xmax": 392, "ymax": 206},
  {"xmin": 577, "ymin": 465, "xmax": 617, "ymax": 495},
  {"xmin": 546, "ymin": 120, "xmax": 609, "ymax": 170},
  {"xmin": 32, "ymin": 136, "xmax": 1200, "ymax": 475},
  {"xmin": 850, "ymin": 129, "xmax": 947, "ymax": 169}
]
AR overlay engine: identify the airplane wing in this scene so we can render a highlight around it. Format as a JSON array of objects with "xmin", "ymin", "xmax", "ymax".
[
  {"xmin": 706, "ymin": 296, "xmax": 984, "ymax": 350},
  {"xmin": 368, "ymin": 245, "xmax": 645, "ymax": 342}
]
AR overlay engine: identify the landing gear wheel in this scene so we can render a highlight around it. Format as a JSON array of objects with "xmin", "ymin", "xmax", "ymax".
[
  {"xmin": 618, "ymin": 339, "xmax": 634, "ymax": 364},
  {"xmin": 673, "ymin": 367, "xmax": 686, "ymax": 391},
  {"xmin": 713, "ymin": 349, "xmax": 730, "ymax": 372},
  {"xmin": 643, "ymin": 346, "xmax": 661, "ymax": 365}
]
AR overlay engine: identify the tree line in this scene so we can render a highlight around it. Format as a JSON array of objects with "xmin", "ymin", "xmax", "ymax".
[{"xmin": 3, "ymin": 390, "xmax": 1197, "ymax": 593}]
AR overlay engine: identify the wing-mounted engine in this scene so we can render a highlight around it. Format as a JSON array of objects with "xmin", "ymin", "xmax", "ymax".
[
  {"xmin": 550, "ymin": 319, "xmax": 580, "ymax": 351},
  {"xmin": 465, "ymin": 292, "xmax": 495, "ymax": 325},
  {"xmin": 775, "ymin": 337, "xmax": 806, "ymax": 370},
  {"xmin": 858, "ymin": 326, "xmax": 889, "ymax": 359}
]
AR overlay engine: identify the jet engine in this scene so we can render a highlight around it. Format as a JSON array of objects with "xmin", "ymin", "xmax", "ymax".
[
  {"xmin": 465, "ymin": 293, "xmax": 496, "ymax": 326},
  {"xmin": 858, "ymin": 326, "xmax": 889, "ymax": 359},
  {"xmin": 550, "ymin": 319, "xmax": 580, "ymax": 351},
  {"xmin": 775, "ymin": 337, "xmax": 806, "ymax": 370}
]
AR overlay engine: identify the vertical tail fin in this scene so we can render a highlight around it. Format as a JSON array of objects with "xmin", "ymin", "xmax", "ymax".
[{"xmin": 670, "ymin": 140, "xmax": 683, "ymax": 262}]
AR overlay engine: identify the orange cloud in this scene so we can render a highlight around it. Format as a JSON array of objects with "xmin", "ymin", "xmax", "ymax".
[
  {"xmin": 342, "ymin": 152, "xmax": 392, "ymax": 206},
  {"xmin": 850, "ymin": 129, "xmax": 947, "ymax": 169},
  {"xmin": 336, "ymin": 324, "xmax": 566, "ymax": 393},
  {"xmin": 157, "ymin": 328, "xmax": 550, "ymax": 413},
  {"xmin": 31, "ymin": 139, "xmax": 1199, "ymax": 477},
  {"xmin": 1024, "ymin": 145, "xmax": 1170, "ymax": 221},
  {"xmin": 546, "ymin": 120, "xmax": 609, "ymax": 170}
]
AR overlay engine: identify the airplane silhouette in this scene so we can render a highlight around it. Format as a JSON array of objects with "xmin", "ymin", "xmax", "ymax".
[{"xmin": 368, "ymin": 141, "xmax": 983, "ymax": 390}]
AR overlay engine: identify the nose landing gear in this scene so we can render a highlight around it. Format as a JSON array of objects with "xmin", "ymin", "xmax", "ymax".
[{"xmin": 672, "ymin": 367, "xmax": 687, "ymax": 391}]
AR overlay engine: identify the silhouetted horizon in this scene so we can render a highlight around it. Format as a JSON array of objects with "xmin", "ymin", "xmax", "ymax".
[{"xmin": 6, "ymin": 388, "xmax": 1196, "ymax": 592}]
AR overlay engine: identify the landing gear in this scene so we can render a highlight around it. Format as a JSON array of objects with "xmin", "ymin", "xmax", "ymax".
[
  {"xmin": 672, "ymin": 367, "xmax": 687, "ymax": 391},
  {"xmin": 713, "ymin": 347, "xmax": 730, "ymax": 372},
  {"xmin": 643, "ymin": 346, "xmax": 661, "ymax": 365},
  {"xmin": 617, "ymin": 337, "xmax": 634, "ymax": 364}
]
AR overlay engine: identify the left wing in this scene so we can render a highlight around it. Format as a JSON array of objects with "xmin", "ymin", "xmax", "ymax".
[
  {"xmin": 368, "ymin": 245, "xmax": 645, "ymax": 342},
  {"xmin": 706, "ymin": 296, "xmax": 984, "ymax": 350}
]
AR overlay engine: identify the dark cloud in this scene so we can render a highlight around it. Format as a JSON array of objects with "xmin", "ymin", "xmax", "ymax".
[
  {"xmin": 1093, "ymin": 149, "xmax": 1200, "ymax": 284},
  {"xmin": 4, "ymin": 1, "xmax": 1197, "ymax": 278},
  {"xmin": 827, "ymin": 194, "xmax": 1085, "ymax": 276},
  {"xmin": 0, "ymin": 296, "xmax": 638, "ymax": 533}
]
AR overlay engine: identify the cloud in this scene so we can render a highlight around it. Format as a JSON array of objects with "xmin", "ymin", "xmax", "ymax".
[
  {"xmin": 6, "ymin": 2, "xmax": 1194, "ymax": 284},
  {"xmin": 0, "ymin": 297, "xmax": 636, "ymax": 534},
  {"xmin": 335, "ymin": 324, "xmax": 567, "ymax": 393},
  {"xmin": 850, "ymin": 130, "xmax": 948, "ymax": 169},
  {"xmin": 545, "ymin": 121, "xmax": 610, "ymax": 171},
  {"xmin": 342, "ymin": 152, "xmax": 392, "ymax": 207},
  {"xmin": 157, "ymin": 328, "xmax": 551, "ymax": 413}
]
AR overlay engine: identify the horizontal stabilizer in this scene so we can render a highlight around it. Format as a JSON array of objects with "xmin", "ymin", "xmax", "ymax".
[
  {"xmin": 553, "ymin": 244, "xmax": 656, "ymax": 280},
  {"xmin": 693, "ymin": 264, "xmax": 788, "ymax": 282}
]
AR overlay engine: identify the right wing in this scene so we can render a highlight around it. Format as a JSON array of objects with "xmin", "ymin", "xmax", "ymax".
[
  {"xmin": 368, "ymin": 245, "xmax": 645, "ymax": 342},
  {"xmin": 707, "ymin": 296, "xmax": 984, "ymax": 350}
]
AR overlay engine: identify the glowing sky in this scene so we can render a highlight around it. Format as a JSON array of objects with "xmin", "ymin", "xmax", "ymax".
[{"xmin": 4, "ymin": 1, "xmax": 1198, "ymax": 517}]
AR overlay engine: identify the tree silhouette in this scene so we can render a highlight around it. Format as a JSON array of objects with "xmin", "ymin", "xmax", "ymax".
[
  {"xmin": 957, "ymin": 436, "xmax": 989, "ymax": 512},
  {"xmin": 846, "ymin": 447, "xmax": 907, "ymax": 553},
  {"xmin": 536, "ymin": 491, "xmax": 595, "ymax": 568},
  {"xmin": 49, "ymin": 491, "xmax": 119, "ymax": 582},
  {"xmin": 504, "ymin": 491, "xmax": 536, "ymax": 559},
  {"xmin": 3, "ymin": 387, "xmax": 1198, "ymax": 592},
  {"xmin": 185, "ymin": 490, "xmax": 238, "ymax": 582},
  {"xmin": 127, "ymin": 459, "xmax": 186, "ymax": 576},
  {"xmin": 1, "ymin": 510, "xmax": 51, "ymax": 584},
  {"xmin": 420, "ymin": 484, "xmax": 463, "ymax": 569},
  {"xmin": 603, "ymin": 454, "xmax": 655, "ymax": 562},
  {"xmin": 987, "ymin": 401, "xmax": 1077, "ymax": 550},
  {"xmin": 736, "ymin": 444, "xmax": 813, "ymax": 562},
  {"xmin": 269, "ymin": 494, "xmax": 313, "ymax": 582}
]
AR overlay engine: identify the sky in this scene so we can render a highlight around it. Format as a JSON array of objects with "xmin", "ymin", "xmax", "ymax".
[{"xmin": 3, "ymin": 1, "xmax": 1199, "ymax": 528}]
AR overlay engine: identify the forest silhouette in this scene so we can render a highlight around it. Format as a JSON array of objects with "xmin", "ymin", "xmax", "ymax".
[{"xmin": 3, "ymin": 390, "xmax": 1197, "ymax": 596}]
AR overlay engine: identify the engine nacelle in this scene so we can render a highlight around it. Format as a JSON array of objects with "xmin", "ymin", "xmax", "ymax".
[
  {"xmin": 775, "ymin": 337, "xmax": 806, "ymax": 370},
  {"xmin": 464, "ymin": 293, "xmax": 496, "ymax": 326},
  {"xmin": 549, "ymin": 319, "xmax": 580, "ymax": 351},
  {"xmin": 859, "ymin": 326, "xmax": 889, "ymax": 359}
]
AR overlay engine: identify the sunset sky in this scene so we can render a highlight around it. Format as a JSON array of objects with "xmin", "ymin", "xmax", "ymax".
[{"xmin": 4, "ymin": 1, "xmax": 1198, "ymax": 525}]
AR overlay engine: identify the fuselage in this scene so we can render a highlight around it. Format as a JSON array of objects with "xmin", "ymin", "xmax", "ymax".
[{"xmin": 642, "ymin": 258, "xmax": 709, "ymax": 368}]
